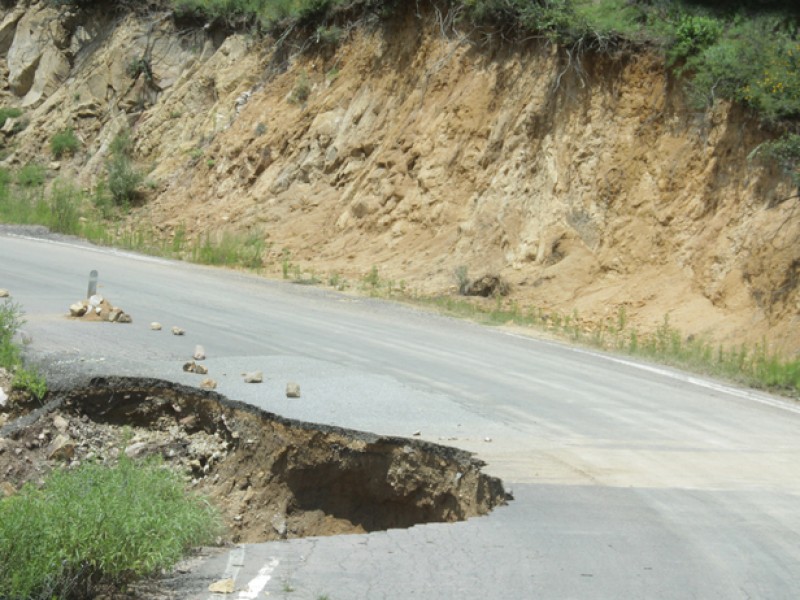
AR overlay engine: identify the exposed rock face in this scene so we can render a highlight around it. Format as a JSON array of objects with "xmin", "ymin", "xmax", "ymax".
[{"xmin": 1, "ymin": 1, "xmax": 798, "ymax": 354}]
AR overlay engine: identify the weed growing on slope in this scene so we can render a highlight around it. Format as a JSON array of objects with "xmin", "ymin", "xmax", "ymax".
[{"xmin": 50, "ymin": 128, "xmax": 80, "ymax": 159}]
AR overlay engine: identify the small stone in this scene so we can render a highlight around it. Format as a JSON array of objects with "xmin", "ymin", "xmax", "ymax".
[
  {"xmin": 243, "ymin": 370, "xmax": 263, "ymax": 384},
  {"xmin": 484, "ymin": 437, "xmax": 493, "ymax": 443},
  {"xmin": 412, "ymin": 430, "xmax": 421, "ymax": 436},
  {"xmin": 286, "ymin": 382, "xmax": 301, "ymax": 398},
  {"xmin": 183, "ymin": 361, "xmax": 196, "ymax": 373},
  {"xmin": 53, "ymin": 415, "xmax": 69, "ymax": 432},
  {"xmin": 171, "ymin": 326, "xmax": 185, "ymax": 336},
  {"xmin": 200, "ymin": 378, "xmax": 217, "ymax": 390},
  {"xmin": 208, "ymin": 579, "xmax": 235, "ymax": 594},
  {"xmin": 194, "ymin": 364, "xmax": 208, "ymax": 375},
  {"xmin": 0, "ymin": 388, "xmax": 7, "ymax": 407},
  {"xmin": 116, "ymin": 312, "xmax": 132, "ymax": 324},
  {"xmin": 124, "ymin": 442, "xmax": 147, "ymax": 458},
  {"xmin": 150, "ymin": 322, "xmax": 162, "ymax": 330},
  {"xmin": 88, "ymin": 294, "xmax": 104, "ymax": 307},
  {"xmin": 107, "ymin": 308, "xmax": 123, "ymax": 322},
  {"xmin": 193, "ymin": 345, "xmax": 206, "ymax": 360},
  {"xmin": 69, "ymin": 302, "xmax": 87, "ymax": 317},
  {"xmin": 0, "ymin": 438, "xmax": 8, "ymax": 453},
  {"xmin": 48, "ymin": 434, "xmax": 76, "ymax": 461},
  {"xmin": 0, "ymin": 289, "xmax": 9, "ymax": 298},
  {"xmin": 271, "ymin": 514, "xmax": 288, "ymax": 537}
]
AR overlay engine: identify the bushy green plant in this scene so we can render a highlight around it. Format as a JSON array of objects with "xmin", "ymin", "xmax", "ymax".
[
  {"xmin": 0, "ymin": 107, "xmax": 22, "ymax": 129},
  {"xmin": 11, "ymin": 367, "xmax": 47, "ymax": 401},
  {"xmin": 668, "ymin": 14, "xmax": 724, "ymax": 65},
  {"xmin": 0, "ymin": 299, "xmax": 24, "ymax": 370},
  {"xmin": 16, "ymin": 163, "xmax": 45, "ymax": 188},
  {"xmin": 106, "ymin": 129, "xmax": 143, "ymax": 206},
  {"xmin": 756, "ymin": 132, "xmax": 800, "ymax": 185},
  {"xmin": 48, "ymin": 179, "xmax": 82, "ymax": 234},
  {"xmin": 0, "ymin": 454, "xmax": 221, "ymax": 599},
  {"xmin": 50, "ymin": 128, "xmax": 80, "ymax": 159}
]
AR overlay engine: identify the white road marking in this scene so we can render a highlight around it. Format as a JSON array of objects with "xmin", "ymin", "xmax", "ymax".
[
  {"xmin": 6, "ymin": 231, "xmax": 174, "ymax": 265},
  {"xmin": 526, "ymin": 334, "xmax": 800, "ymax": 416},
  {"xmin": 211, "ymin": 546, "xmax": 246, "ymax": 599},
  {"xmin": 237, "ymin": 558, "xmax": 280, "ymax": 599}
]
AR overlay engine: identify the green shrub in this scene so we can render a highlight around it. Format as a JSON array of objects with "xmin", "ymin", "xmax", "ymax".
[
  {"xmin": 16, "ymin": 163, "xmax": 45, "ymax": 188},
  {"xmin": 106, "ymin": 129, "xmax": 143, "ymax": 206},
  {"xmin": 0, "ymin": 107, "xmax": 22, "ymax": 129},
  {"xmin": 0, "ymin": 299, "xmax": 24, "ymax": 370},
  {"xmin": 667, "ymin": 14, "xmax": 723, "ymax": 65},
  {"xmin": 11, "ymin": 367, "xmax": 47, "ymax": 401},
  {"xmin": 50, "ymin": 128, "xmax": 80, "ymax": 159},
  {"xmin": 0, "ymin": 454, "xmax": 221, "ymax": 599},
  {"xmin": 756, "ymin": 132, "xmax": 800, "ymax": 185},
  {"xmin": 48, "ymin": 179, "xmax": 82, "ymax": 234}
]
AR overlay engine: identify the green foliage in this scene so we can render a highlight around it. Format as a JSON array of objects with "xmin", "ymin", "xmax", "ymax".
[
  {"xmin": 50, "ymin": 128, "xmax": 80, "ymax": 159},
  {"xmin": 0, "ymin": 299, "xmax": 24, "ymax": 370},
  {"xmin": 756, "ymin": 132, "xmax": 800, "ymax": 185},
  {"xmin": 192, "ymin": 231, "xmax": 267, "ymax": 269},
  {"xmin": 0, "ymin": 107, "xmax": 22, "ymax": 129},
  {"xmin": 289, "ymin": 70, "xmax": 311, "ymax": 104},
  {"xmin": 106, "ymin": 129, "xmax": 143, "ymax": 206},
  {"xmin": 16, "ymin": 163, "xmax": 45, "ymax": 188},
  {"xmin": 172, "ymin": 0, "xmax": 341, "ymax": 30},
  {"xmin": 0, "ymin": 454, "xmax": 221, "ymax": 600},
  {"xmin": 681, "ymin": 17, "xmax": 800, "ymax": 122},
  {"xmin": 667, "ymin": 14, "xmax": 723, "ymax": 64},
  {"xmin": 363, "ymin": 265, "xmax": 380, "ymax": 289},
  {"xmin": 0, "ymin": 300, "xmax": 47, "ymax": 401},
  {"xmin": 454, "ymin": 265, "xmax": 470, "ymax": 295},
  {"xmin": 11, "ymin": 367, "xmax": 47, "ymax": 401},
  {"xmin": 47, "ymin": 179, "xmax": 82, "ymax": 234}
]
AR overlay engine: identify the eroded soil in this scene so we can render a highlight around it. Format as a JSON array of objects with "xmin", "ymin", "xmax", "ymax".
[{"xmin": 0, "ymin": 377, "xmax": 509, "ymax": 545}]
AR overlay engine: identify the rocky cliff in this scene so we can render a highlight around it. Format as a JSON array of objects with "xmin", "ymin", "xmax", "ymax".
[{"xmin": 1, "ymin": 1, "xmax": 798, "ymax": 354}]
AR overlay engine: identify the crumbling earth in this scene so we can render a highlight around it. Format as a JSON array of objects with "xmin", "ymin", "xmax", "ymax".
[{"xmin": 0, "ymin": 376, "xmax": 508, "ymax": 546}]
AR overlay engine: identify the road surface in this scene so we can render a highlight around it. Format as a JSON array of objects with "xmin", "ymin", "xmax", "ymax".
[{"xmin": 2, "ymin": 229, "xmax": 800, "ymax": 599}]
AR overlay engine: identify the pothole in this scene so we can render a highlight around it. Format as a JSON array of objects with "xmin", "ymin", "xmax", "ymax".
[{"xmin": 0, "ymin": 377, "xmax": 509, "ymax": 543}]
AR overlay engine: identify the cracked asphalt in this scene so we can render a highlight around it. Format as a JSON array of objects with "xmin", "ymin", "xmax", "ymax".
[{"xmin": 3, "ymin": 229, "xmax": 800, "ymax": 598}]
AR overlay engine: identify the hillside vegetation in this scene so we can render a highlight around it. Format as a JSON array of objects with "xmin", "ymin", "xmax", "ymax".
[{"xmin": 0, "ymin": 0, "xmax": 799, "ymax": 391}]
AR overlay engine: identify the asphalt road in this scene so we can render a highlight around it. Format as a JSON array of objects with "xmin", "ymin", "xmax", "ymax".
[{"xmin": 3, "ymin": 229, "xmax": 800, "ymax": 599}]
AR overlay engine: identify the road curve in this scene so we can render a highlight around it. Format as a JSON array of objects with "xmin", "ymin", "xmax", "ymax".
[{"xmin": 2, "ymin": 230, "xmax": 800, "ymax": 599}]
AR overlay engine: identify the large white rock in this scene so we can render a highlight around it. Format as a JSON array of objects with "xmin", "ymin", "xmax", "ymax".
[{"xmin": 7, "ymin": 6, "xmax": 61, "ymax": 96}]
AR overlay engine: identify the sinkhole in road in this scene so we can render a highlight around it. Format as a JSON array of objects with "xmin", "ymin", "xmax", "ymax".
[{"xmin": 1, "ymin": 377, "xmax": 509, "ymax": 543}]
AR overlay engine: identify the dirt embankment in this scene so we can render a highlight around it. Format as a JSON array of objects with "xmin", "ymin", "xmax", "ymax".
[{"xmin": 1, "ymin": 1, "xmax": 798, "ymax": 353}]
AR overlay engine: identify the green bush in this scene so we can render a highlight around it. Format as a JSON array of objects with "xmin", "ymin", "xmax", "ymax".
[
  {"xmin": 50, "ymin": 128, "xmax": 80, "ymax": 159},
  {"xmin": 16, "ymin": 163, "xmax": 45, "ymax": 188},
  {"xmin": 0, "ymin": 299, "xmax": 24, "ymax": 370},
  {"xmin": 756, "ymin": 132, "xmax": 800, "ymax": 185},
  {"xmin": 0, "ymin": 107, "xmax": 22, "ymax": 129},
  {"xmin": 682, "ymin": 17, "xmax": 800, "ymax": 121},
  {"xmin": 668, "ymin": 14, "xmax": 723, "ymax": 65},
  {"xmin": 48, "ymin": 179, "xmax": 82, "ymax": 234},
  {"xmin": 106, "ymin": 129, "xmax": 143, "ymax": 206},
  {"xmin": 0, "ymin": 455, "xmax": 221, "ymax": 599}
]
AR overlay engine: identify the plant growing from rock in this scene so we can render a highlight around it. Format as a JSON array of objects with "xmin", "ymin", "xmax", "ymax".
[
  {"xmin": 50, "ymin": 128, "xmax": 80, "ymax": 159},
  {"xmin": 106, "ymin": 129, "xmax": 143, "ymax": 206}
]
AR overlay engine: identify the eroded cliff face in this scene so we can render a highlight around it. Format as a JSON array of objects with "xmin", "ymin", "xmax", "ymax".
[{"xmin": 1, "ymin": 2, "xmax": 798, "ymax": 353}]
